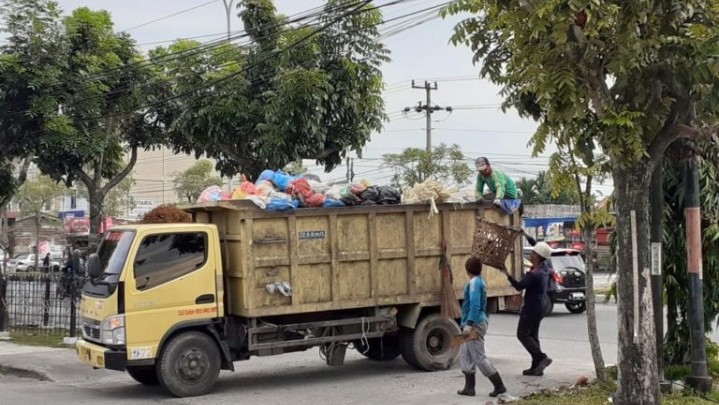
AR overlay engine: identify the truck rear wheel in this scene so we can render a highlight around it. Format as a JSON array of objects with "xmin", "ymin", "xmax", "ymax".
[
  {"xmin": 354, "ymin": 336, "xmax": 401, "ymax": 361},
  {"xmin": 126, "ymin": 365, "xmax": 159, "ymax": 385},
  {"xmin": 157, "ymin": 331, "xmax": 221, "ymax": 397},
  {"xmin": 399, "ymin": 314, "xmax": 460, "ymax": 371}
]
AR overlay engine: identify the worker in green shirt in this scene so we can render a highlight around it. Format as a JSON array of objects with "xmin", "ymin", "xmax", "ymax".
[{"xmin": 475, "ymin": 157, "xmax": 519, "ymax": 210}]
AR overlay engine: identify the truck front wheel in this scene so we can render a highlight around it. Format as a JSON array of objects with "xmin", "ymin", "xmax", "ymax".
[
  {"xmin": 126, "ymin": 365, "xmax": 159, "ymax": 385},
  {"xmin": 399, "ymin": 314, "xmax": 460, "ymax": 371},
  {"xmin": 157, "ymin": 331, "xmax": 221, "ymax": 397}
]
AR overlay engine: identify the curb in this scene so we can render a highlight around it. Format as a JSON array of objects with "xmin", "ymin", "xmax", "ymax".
[{"xmin": 0, "ymin": 364, "xmax": 52, "ymax": 381}]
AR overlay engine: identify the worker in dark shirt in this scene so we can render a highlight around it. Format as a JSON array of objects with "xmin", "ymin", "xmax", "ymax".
[{"xmin": 501, "ymin": 242, "xmax": 553, "ymax": 376}]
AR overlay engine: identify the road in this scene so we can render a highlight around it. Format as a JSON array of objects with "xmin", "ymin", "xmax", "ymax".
[{"xmin": 0, "ymin": 302, "xmax": 620, "ymax": 405}]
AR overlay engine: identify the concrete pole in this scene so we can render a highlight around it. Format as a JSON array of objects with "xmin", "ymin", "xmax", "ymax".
[
  {"xmin": 684, "ymin": 156, "xmax": 712, "ymax": 393},
  {"xmin": 649, "ymin": 163, "xmax": 666, "ymax": 385}
]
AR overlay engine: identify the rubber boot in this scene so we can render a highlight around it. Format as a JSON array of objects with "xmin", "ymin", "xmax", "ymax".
[
  {"xmin": 488, "ymin": 372, "xmax": 507, "ymax": 397},
  {"xmin": 457, "ymin": 372, "xmax": 476, "ymax": 396}
]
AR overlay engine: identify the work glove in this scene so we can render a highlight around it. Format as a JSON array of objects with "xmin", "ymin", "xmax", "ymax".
[
  {"xmin": 463, "ymin": 325, "xmax": 473, "ymax": 334},
  {"xmin": 493, "ymin": 199, "xmax": 501, "ymax": 206}
]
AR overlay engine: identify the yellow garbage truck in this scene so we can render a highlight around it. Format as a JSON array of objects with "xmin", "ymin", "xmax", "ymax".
[{"xmin": 75, "ymin": 200, "xmax": 523, "ymax": 397}]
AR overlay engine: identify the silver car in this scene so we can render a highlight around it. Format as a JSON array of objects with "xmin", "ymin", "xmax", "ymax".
[{"xmin": 7, "ymin": 253, "xmax": 61, "ymax": 273}]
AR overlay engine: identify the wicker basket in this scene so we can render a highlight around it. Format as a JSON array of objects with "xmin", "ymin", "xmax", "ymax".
[{"xmin": 471, "ymin": 217, "xmax": 523, "ymax": 270}]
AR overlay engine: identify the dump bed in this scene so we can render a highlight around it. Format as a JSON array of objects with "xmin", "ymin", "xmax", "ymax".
[{"xmin": 186, "ymin": 201, "xmax": 522, "ymax": 317}]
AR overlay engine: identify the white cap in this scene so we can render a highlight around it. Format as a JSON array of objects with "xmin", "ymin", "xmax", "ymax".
[{"xmin": 531, "ymin": 242, "xmax": 552, "ymax": 259}]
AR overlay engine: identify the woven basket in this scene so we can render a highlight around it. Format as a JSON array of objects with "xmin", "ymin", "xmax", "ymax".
[{"xmin": 471, "ymin": 217, "xmax": 523, "ymax": 270}]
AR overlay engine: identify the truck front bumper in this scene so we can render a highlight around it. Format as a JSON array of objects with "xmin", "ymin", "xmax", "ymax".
[{"xmin": 76, "ymin": 338, "xmax": 127, "ymax": 371}]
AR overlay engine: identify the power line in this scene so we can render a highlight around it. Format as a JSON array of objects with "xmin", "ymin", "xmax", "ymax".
[{"xmin": 120, "ymin": 0, "xmax": 220, "ymax": 32}]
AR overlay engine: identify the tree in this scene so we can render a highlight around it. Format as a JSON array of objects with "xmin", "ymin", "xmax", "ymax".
[
  {"xmin": 164, "ymin": 0, "xmax": 388, "ymax": 178},
  {"xmin": 445, "ymin": 1, "xmax": 719, "ymax": 403},
  {"xmin": 76, "ymin": 174, "xmax": 136, "ymax": 218},
  {"xmin": 172, "ymin": 160, "xmax": 223, "ymax": 203},
  {"xmin": 382, "ymin": 143, "xmax": 472, "ymax": 187},
  {"xmin": 516, "ymin": 171, "xmax": 580, "ymax": 205},
  {"xmin": 33, "ymin": 7, "xmax": 169, "ymax": 240},
  {"xmin": 544, "ymin": 120, "xmax": 614, "ymax": 383},
  {"xmin": 16, "ymin": 175, "xmax": 68, "ymax": 270},
  {"xmin": 0, "ymin": 0, "xmax": 67, "ymax": 214}
]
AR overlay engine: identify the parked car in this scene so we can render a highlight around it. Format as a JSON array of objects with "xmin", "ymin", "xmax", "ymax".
[
  {"xmin": 523, "ymin": 247, "xmax": 587, "ymax": 316},
  {"xmin": 6, "ymin": 253, "xmax": 61, "ymax": 273}
]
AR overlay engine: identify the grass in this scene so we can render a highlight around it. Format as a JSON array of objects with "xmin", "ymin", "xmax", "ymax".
[
  {"xmin": 9, "ymin": 331, "xmax": 71, "ymax": 348},
  {"xmin": 518, "ymin": 382, "xmax": 719, "ymax": 405}
]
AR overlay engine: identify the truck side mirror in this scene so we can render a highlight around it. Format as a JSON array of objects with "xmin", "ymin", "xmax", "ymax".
[{"xmin": 87, "ymin": 253, "xmax": 102, "ymax": 278}]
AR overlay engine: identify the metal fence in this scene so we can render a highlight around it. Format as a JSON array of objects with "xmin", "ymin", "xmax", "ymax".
[{"xmin": 0, "ymin": 272, "xmax": 84, "ymax": 337}]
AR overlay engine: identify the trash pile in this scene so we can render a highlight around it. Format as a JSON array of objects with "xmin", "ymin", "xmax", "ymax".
[{"xmin": 197, "ymin": 170, "xmax": 475, "ymax": 212}]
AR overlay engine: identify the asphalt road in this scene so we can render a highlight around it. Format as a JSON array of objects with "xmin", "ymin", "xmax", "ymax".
[{"xmin": 0, "ymin": 302, "xmax": 621, "ymax": 405}]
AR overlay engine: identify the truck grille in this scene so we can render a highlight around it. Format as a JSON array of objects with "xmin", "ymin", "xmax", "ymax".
[{"xmin": 82, "ymin": 317, "xmax": 101, "ymax": 341}]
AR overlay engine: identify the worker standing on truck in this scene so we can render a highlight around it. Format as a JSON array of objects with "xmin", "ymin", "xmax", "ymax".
[
  {"xmin": 457, "ymin": 257, "xmax": 507, "ymax": 398},
  {"xmin": 501, "ymin": 242, "xmax": 553, "ymax": 376},
  {"xmin": 474, "ymin": 157, "xmax": 522, "ymax": 214}
]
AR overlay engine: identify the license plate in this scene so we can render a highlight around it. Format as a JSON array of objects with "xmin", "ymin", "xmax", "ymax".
[{"xmin": 570, "ymin": 292, "xmax": 585, "ymax": 300}]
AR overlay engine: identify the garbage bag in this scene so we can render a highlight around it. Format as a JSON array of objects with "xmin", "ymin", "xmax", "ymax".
[
  {"xmin": 340, "ymin": 193, "xmax": 361, "ymax": 206},
  {"xmin": 376, "ymin": 186, "xmax": 401, "ymax": 204},
  {"xmin": 359, "ymin": 186, "xmax": 380, "ymax": 203},
  {"xmin": 302, "ymin": 193, "xmax": 325, "ymax": 208},
  {"xmin": 197, "ymin": 185, "xmax": 223, "ymax": 203},
  {"xmin": 272, "ymin": 171, "xmax": 295, "ymax": 191},
  {"xmin": 286, "ymin": 177, "xmax": 314, "ymax": 199},
  {"xmin": 256, "ymin": 170, "xmax": 275, "ymax": 185},
  {"xmin": 323, "ymin": 198, "xmax": 345, "ymax": 208},
  {"xmin": 266, "ymin": 198, "xmax": 299, "ymax": 211}
]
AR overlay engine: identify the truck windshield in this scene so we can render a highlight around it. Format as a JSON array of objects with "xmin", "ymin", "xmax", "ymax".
[{"xmin": 83, "ymin": 230, "xmax": 135, "ymax": 297}]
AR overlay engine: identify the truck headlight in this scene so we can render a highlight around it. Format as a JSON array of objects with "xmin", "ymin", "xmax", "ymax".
[{"xmin": 101, "ymin": 315, "xmax": 125, "ymax": 346}]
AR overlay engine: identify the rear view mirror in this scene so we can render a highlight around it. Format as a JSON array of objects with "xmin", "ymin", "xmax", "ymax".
[{"xmin": 87, "ymin": 253, "xmax": 102, "ymax": 278}]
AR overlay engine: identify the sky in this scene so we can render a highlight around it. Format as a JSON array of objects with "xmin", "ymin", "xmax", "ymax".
[{"xmin": 50, "ymin": 0, "xmax": 614, "ymax": 196}]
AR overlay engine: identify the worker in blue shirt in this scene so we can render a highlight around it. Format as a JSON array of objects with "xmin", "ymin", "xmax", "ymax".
[{"xmin": 457, "ymin": 257, "xmax": 507, "ymax": 398}]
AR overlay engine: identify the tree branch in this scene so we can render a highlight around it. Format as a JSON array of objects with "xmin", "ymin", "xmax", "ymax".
[
  {"xmin": 101, "ymin": 145, "xmax": 138, "ymax": 195},
  {"xmin": 75, "ymin": 168, "xmax": 94, "ymax": 189},
  {"xmin": 647, "ymin": 123, "xmax": 707, "ymax": 165}
]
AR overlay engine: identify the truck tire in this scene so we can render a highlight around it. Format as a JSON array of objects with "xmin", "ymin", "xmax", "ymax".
[
  {"xmin": 399, "ymin": 314, "xmax": 460, "ymax": 371},
  {"xmin": 126, "ymin": 365, "xmax": 159, "ymax": 385},
  {"xmin": 565, "ymin": 301, "xmax": 587, "ymax": 314},
  {"xmin": 355, "ymin": 336, "xmax": 401, "ymax": 361},
  {"xmin": 157, "ymin": 331, "xmax": 221, "ymax": 397},
  {"xmin": 542, "ymin": 294, "xmax": 554, "ymax": 317}
]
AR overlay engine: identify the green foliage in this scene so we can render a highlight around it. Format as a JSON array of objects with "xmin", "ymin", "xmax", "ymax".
[
  {"xmin": 1, "ymin": 2, "xmax": 169, "ymax": 234},
  {"xmin": 0, "ymin": 0, "xmax": 67, "ymax": 206},
  {"xmin": 165, "ymin": 0, "xmax": 389, "ymax": 178},
  {"xmin": 172, "ymin": 160, "xmax": 223, "ymax": 203},
  {"xmin": 381, "ymin": 143, "xmax": 471, "ymax": 187},
  {"xmin": 516, "ymin": 171, "xmax": 580, "ymax": 205},
  {"xmin": 445, "ymin": 0, "xmax": 719, "ymax": 398},
  {"xmin": 16, "ymin": 174, "xmax": 68, "ymax": 215}
]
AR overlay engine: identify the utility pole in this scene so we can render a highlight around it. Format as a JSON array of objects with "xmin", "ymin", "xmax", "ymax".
[
  {"xmin": 222, "ymin": 0, "xmax": 235, "ymax": 41},
  {"xmin": 345, "ymin": 157, "xmax": 355, "ymax": 183},
  {"xmin": 649, "ymin": 163, "xmax": 669, "ymax": 390},
  {"xmin": 404, "ymin": 80, "xmax": 452, "ymax": 151},
  {"xmin": 684, "ymin": 155, "xmax": 712, "ymax": 393}
]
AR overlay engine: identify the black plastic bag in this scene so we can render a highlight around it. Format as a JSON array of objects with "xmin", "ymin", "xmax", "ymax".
[{"xmin": 376, "ymin": 186, "xmax": 401, "ymax": 204}]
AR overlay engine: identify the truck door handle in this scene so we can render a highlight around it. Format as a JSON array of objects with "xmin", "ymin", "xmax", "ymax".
[{"xmin": 195, "ymin": 294, "xmax": 215, "ymax": 304}]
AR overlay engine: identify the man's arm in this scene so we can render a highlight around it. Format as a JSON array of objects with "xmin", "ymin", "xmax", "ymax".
[
  {"xmin": 492, "ymin": 171, "xmax": 505, "ymax": 200},
  {"xmin": 506, "ymin": 270, "xmax": 537, "ymax": 291},
  {"xmin": 475, "ymin": 175, "xmax": 486, "ymax": 200}
]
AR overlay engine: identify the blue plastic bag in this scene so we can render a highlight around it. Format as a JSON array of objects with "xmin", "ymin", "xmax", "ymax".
[
  {"xmin": 256, "ymin": 170, "xmax": 275, "ymax": 185},
  {"xmin": 272, "ymin": 171, "xmax": 295, "ymax": 192},
  {"xmin": 266, "ymin": 198, "xmax": 299, "ymax": 212},
  {"xmin": 322, "ymin": 199, "xmax": 345, "ymax": 208}
]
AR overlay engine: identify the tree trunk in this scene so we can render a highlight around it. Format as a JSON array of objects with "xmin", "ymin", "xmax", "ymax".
[
  {"xmin": 87, "ymin": 188, "xmax": 105, "ymax": 247},
  {"xmin": 583, "ymin": 224, "xmax": 607, "ymax": 382},
  {"xmin": 612, "ymin": 166, "xmax": 660, "ymax": 405}
]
